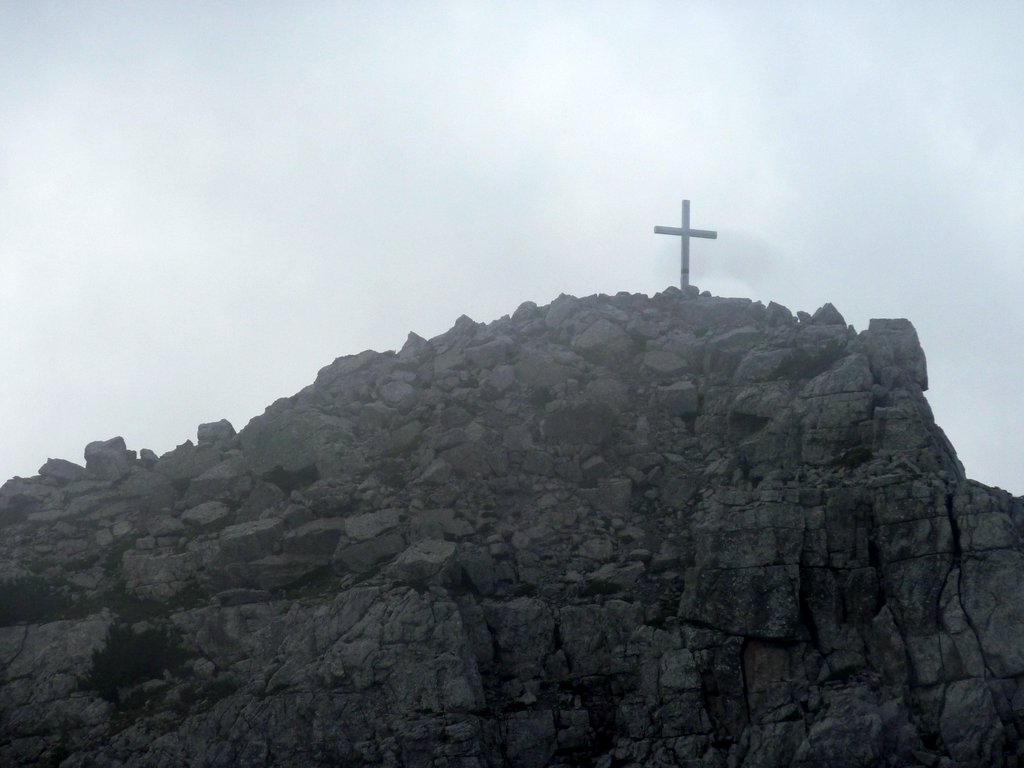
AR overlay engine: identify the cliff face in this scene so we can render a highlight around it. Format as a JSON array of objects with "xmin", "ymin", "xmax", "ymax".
[{"xmin": 1, "ymin": 288, "xmax": 1022, "ymax": 767}]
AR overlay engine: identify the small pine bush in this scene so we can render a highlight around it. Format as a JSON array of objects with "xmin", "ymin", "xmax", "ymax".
[
  {"xmin": 84, "ymin": 622, "xmax": 190, "ymax": 704},
  {"xmin": 0, "ymin": 576, "xmax": 70, "ymax": 626},
  {"xmin": 580, "ymin": 579, "xmax": 621, "ymax": 597}
]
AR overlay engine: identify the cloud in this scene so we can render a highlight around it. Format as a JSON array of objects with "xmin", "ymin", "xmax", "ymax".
[{"xmin": 0, "ymin": 2, "xmax": 1021, "ymax": 492}]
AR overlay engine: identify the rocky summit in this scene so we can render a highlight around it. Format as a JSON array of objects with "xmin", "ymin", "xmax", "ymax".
[{"xmin": 1, "ymin": 287, "xmax": 1022, "ymax": 768}]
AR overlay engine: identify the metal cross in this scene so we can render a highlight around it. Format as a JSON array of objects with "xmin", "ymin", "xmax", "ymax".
[{"xmin": 654, "ymin": 199, "xmax": 718, "ymax": 288}]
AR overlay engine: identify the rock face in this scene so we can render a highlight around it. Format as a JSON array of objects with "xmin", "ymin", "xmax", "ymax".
[{"xmin": 1, "ymin": 288, "xmax": 1022, "ymax": 767}]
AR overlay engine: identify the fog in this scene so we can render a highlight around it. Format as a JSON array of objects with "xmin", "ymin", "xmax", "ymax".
[{"xmin": 1, "ymin": 2, "xmax": 1021, "ymax": 493}]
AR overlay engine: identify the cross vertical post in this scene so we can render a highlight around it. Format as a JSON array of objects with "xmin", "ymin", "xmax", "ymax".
[
  {"xmin": 681, "ymin": 199, "xmax": 690, "ymax": 289},
  {"xmin": 654, "ymin": 199, "xmax": 718, "ymax": 289}
]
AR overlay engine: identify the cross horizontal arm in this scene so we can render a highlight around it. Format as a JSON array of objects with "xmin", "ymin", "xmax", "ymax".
[
  {"xmin": 654, "ymin": 199, "xmax": 717, "ymax": 289},
  {"xmin": 654, "ymin": 226, "xmax": 718, "ymax": 239}
]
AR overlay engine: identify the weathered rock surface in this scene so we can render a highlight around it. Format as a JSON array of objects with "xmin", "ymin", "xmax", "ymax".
[{"xmin": 1, "ymin": 288, "xmax": 1021, "ymax": 767}]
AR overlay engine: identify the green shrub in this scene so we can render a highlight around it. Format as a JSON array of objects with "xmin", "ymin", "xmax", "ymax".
[
  {"xmin": 75, "ymin": 578, "xmax": 209, "ymax": 622},
  {"xmin": 579, "ymin": 579, "xmax": 621, "ymax": 597},
  {"xmin": 644, "ymin": 604, "xmax": 677, "ymax": 629},
  {"xmin": 45, "ymin": 735, "xmax": 71, "ymax": 768},
  {"xmin": 831, "ymin": 446, "xmax": 874, "ymax": 469},
  {"xmin": 824, "ymin": 663, "xmax": 861, "ymax": 683},
  {"xmin": 0, "ymin": 576, "xmax": 71, "ymax": 626},
  {"xmin": 83, "ymin": 622, "xmax": 191, "ymax": 705},
  {"xmin": 279, "ymin": 565, "xmax": 337, "ymax": 597},
  {"xmin": 263, "ymin": 463, "xmax": 320, "ymax": 494},
  {"xmin": 175, "ymin": 678, "xmax": 239, "ymax": 713},
  {"xmin": 101, "ymin": 539, "xmax": 135, "ymax": 574}
]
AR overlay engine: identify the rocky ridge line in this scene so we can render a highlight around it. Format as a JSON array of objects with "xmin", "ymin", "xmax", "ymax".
[{"xmin": 1, "ymin": 286, "xmax": 1022, "ymax": 767}]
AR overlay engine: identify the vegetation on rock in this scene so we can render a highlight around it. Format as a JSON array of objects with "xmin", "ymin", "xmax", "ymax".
[{"xmin": 83, "ymin": 622, "xmax": 191, "ymax": 705}]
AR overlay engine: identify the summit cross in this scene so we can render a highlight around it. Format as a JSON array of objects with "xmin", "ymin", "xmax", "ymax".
[{"xmin": 654, "ymin": 199, "xmax": 718, "ymax": 289}]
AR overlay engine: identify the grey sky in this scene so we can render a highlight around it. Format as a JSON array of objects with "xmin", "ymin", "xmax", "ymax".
[{"xmin": 2, "ymin": 2, "xmax": 1021, "ymax": 494}]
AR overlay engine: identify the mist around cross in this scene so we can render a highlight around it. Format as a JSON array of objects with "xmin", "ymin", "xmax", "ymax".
[{"xmin": 1, "ymin": 3, "xmax": 1021, "ymax": 493}]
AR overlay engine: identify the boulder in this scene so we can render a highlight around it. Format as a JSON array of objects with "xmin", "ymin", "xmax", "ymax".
[
  {"xmin": 155, "ymin": 440, "xmax": 222, "ymax": 483},
  {"xmin": 0, "ymin": 477, "xmax": 61, "ymax": 524},
  {"xmin": 282, "ymin": 518, "xmax": 346, "ymax": 561},
  {"xmin": 197, "ymin": 419, "xmax": 237, "ymax": 446},
  {"xmin": 217, "ymin": 518, "xmax": 284, "ymax": 561},
  {"xmin": 184, "ymin": 455, "xmax": 251, "ymax": 505},
  {"xmin": 239, "ymin": 403, "xmax": 357, "ymax": 480},
  {"xmin": 181, "ymin": 501, "xmax": 232, "ymax": 527},
  {"xmin": 37, "ymin": 458, "xmax": 86, "ymax": 484},
  {"xmin": 334, "ymin": 532, "xmax": 406, "ymax": 573},
  {"xmin": 864, "ymin": 318, "xmax": 929, "ymax": 391},
  {"xmin": 810, "ymin": 302, "xmax": 846, "ymax": 326},
  {"xmin": 571, "ymin": 318, "xmax": 633, "ymax": 363},
  {"xmin": 642, "ymin": 349, "xmax": 688, "ymax": 375},
  {"xmin": 386, "ymin": 539, "xmax": 458, "ymax": 586},
  {"xmin": 83, "ymin": 437, "xmax": 136, "ymax": 480}
]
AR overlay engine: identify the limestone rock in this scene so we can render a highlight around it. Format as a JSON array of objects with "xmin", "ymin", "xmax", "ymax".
[
  {"xmin": 810, "ymin": 301, "xmax": 846, "ymax": 326},
  {"xmin": 571, "ymin": 317, "xmax": 633, "ymax": 363},
  {"xmin": 865, "ymin": 317, "xmax": 929, "ymax": 391},
  {"xmin": 0, "ymin": 289, "xmax": 1019, "ymax": 768},
  {"xmin": 181, "ymin": 500, "xmax": 232, "ymax": 527},
  {"xmin": 197, "ymin": 419, "xmax": 237, "ymax": 446},
  {"xmin": 154, "ymin": 440, "xmax": 222, "ymax": 484},
  {"xmin": 37, "ymin": 458, "xmax": 86, "ymax": 484},
  {"xmin": 386, "ymin": 539, "xmax": 458, "ymax": 586},
  {"xmin": 83, "ymin": 436, "xmax": 136, "ymax": 480},
  {"xmin": 0, "ymin": 476, "xmax": 61, "ymax": 524},
  {"xmin": 239, "ymin": 403, "xmax": 355, "ymax": 481},
  {"xmin": 184, "ymin": 455, "xmax": 251, "ymax": 505}
]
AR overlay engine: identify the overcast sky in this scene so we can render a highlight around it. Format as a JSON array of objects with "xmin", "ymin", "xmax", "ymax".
[{"xmin": 1, "ymin": 2, "xmax": 1021, "ymax": 495}]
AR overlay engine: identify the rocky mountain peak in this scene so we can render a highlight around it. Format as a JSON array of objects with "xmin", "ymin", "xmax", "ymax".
[{"xmin": 1, "ymin": 288, "xmax": 1021, "ymax": 767}]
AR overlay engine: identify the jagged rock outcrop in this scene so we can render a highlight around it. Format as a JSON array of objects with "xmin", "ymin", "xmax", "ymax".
[{"xmin": 1, "ymin": 287, "xmax": 1022, "ymax": 767}]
